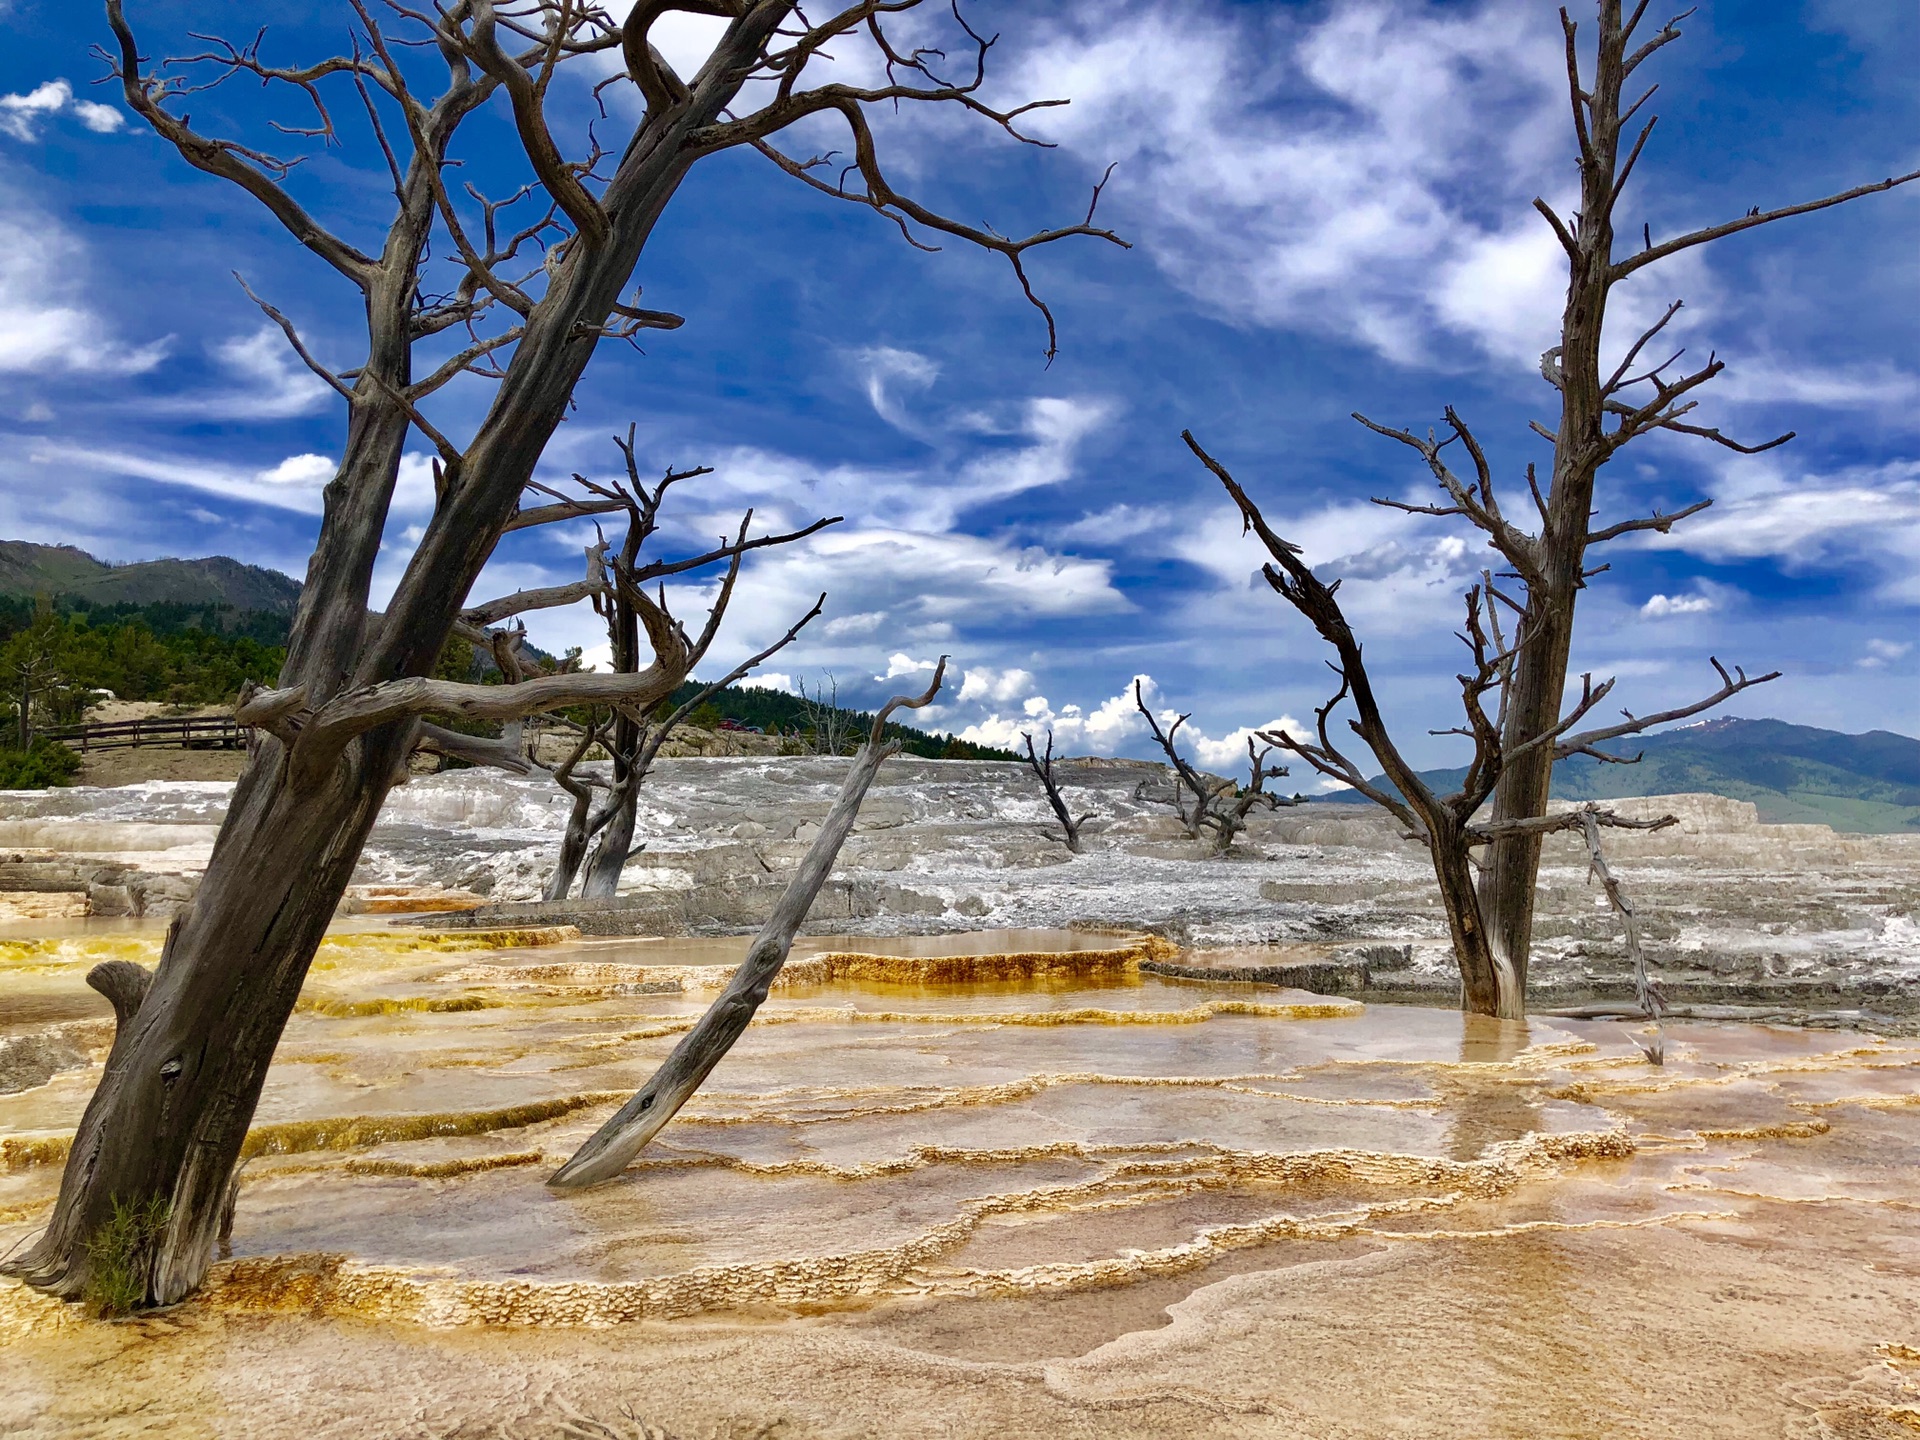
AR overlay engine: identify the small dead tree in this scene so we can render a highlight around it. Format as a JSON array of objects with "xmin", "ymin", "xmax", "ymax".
[
  {"xmin": 1133, "ymin": 680, "xmax": 1296, "ymax": 855},
  {"xmin": 1183, "ymin": 2, "xmax": 1914, "ymax": 1013},
  {"xmin": 795, "ymin": 673, "xmax": 858, "ymax": 756},
  {"xmin": 1021, "ymin": 728, "xmax": 1092, "ymax": 852},
  {"xmin": 432, "ymin": 430, "xmax": 834, "ymax": 902},
  {"xmin": 12, "ymin": 1, "xmax": 1121, "ymax": 1309},
  {"xmin": 549, "ymin": 660, "xmax": 947, "ymax": 1190}
]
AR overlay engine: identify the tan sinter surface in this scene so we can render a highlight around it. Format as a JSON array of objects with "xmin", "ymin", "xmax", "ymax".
[{"xmin": 3, "ymin": 923, "xmax": 1918, "ymax": 1437}]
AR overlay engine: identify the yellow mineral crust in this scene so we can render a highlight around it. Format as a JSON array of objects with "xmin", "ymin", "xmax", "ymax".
[
  {"xmin": 434, "ymin": 934, "xmax": 1176, "ymax": 995},
  {"xmin": 0, "ymin": 925, "xmax": 579, "ymax": 975}
]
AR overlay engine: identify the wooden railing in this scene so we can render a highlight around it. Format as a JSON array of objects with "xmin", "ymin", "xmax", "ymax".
[{"xmin": 40, "ymin": 716, "xmax": 249, "ymax": 752}]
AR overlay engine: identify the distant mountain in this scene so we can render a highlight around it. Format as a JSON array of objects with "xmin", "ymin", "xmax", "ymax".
[
  {"xmin": 0, "ymin": 541, "xmax": 301, "ymax": 615},
  {"xmin": 1323, "ymin": 716, "xmax": 1920, "ymax": 833}
]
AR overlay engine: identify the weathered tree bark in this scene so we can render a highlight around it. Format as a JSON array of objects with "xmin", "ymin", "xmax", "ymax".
[
  {"xmin": 548, "ymin": 662, "xmax": 946, "ymax": 1190},
  {"xmin": 9, "ymin": 1, "xmax": 1118, "ymax": 1307}
]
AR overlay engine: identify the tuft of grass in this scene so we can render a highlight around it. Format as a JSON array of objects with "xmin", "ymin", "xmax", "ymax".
[{"xmin": 83, "ymin": 1193, "xmax": 171, "ymax": 1316}]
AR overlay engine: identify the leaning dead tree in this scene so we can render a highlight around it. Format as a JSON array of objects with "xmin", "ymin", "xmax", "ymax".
[
  {"xmin": 1183, "ymin": 2, "xmax": 1915, "ymax": 1014},
  {"xmin": 1133, "ymin": 680, "xmax": 1295, "ymax": 855},
  {"xmin": 549, "ymin": 661, "xmax": 946, "ymax": 1189},
  {"xmin": 11, "ymin": 1, "xmax": 1121, "ymax": 1309},
  {"xmin": 1021, "ymin": 728, "xmax": 1092, "ymax": 852},
  {"xmin": 1580, "ymin": 809, "xmax": 1665, "ymax": 1065}
]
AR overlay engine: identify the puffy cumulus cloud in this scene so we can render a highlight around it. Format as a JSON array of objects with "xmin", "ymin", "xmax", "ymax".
[
  {"xmin": 1002, "ymin": 0, "xmax": 1580, "ymax": 368},
  {"xmin": 738, "ymin": 671, "xmax": 795, "ymax": 693},
  {"xmin": 959, "ymin": 675, "xmax": 1153, "ymax": 755},
  {"xmin": 1640, "ymin": 592, "xmax": 1717, "ymax": 619},
  {"xmin": 878, "ymin": 652, "xmax": 940, "ymax": 681},
  {"xmin": 955, "ymin": 672, "xmax": 1300, "ymax": 769},
  {"xmin": 0, "ymin": 207, "xmax": 167, "ymax": 376},
  {"xmin": 957, "ymin": 665, "xmax": 1035, "ymax": 704},
  {"xmin": 0, "ymin": 79, "xmax": 122, "ymax": 142}
]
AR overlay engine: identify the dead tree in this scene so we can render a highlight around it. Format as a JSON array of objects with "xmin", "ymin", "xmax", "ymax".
[
  {"xmin": 9, "ymin": 2, "xmax": 1122, "ymax": 1310},
  {"xmin": 1192, "ymin": 441, "xmax": 1774, "ymax": 1015},
  {"xmin": 795, "ymin": 673, "xmax": 858, "ymax": 756},
  {"xmin": 549, "ymin": 660, "xmax": 946, "ymax": 1189},
  {"xmin": 1021, "ymin": 728, "xmax": 1092, "ymax": 852},
  {"xmin": 1133, "ymin": 680, "xmax": 1296, "ymax": 854},
  {"xmin": 1183, "ymin": 3, "xmax": 1914, "ymax": 1012},
  {"xmin": 437, "ymin": 430, "xmax": 832, "ymax": 901}
]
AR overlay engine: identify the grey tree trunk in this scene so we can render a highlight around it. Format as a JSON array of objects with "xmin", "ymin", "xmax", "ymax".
[
  {"xmin": 3, "ymin": 2, "xmax": 784, "ymax": 1306},
  {"xmin": 549, "ymin": 663, "xmax": 944, "ymax": 1189}
]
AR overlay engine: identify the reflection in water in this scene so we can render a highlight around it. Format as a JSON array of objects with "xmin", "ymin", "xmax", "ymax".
[
  {"xmin": 4, "ymin": 921, "xmax": 1920, "ymax": 1437},
  {"xmin": 1445, "ymin": 1014, "xmax": 1544, "ymax": 1161}
]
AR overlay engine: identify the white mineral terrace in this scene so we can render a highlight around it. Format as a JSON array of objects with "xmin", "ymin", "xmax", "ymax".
[{"xmin": 3, "ymin": 759, "xmax": 1920, "ymax": 1435}]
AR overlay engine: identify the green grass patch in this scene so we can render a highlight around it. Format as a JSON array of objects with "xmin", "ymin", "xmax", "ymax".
[{"xmin": 83, "ymin": 1193, "xmax": 171, "ymax": 1316}]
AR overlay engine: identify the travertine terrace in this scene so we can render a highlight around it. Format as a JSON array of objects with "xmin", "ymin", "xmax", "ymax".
[{"xmin": 4, "ymin": 758, "xmax": 1920, "ymax": 1435}]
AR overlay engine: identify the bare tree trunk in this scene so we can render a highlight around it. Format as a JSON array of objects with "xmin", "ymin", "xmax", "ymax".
[
  {"xmin": 581, "ymin": 786, "xmax": 638, "ymax": 900},
  {"xmin": 8, "ymin": 0, "xmax": 1119, "ymax": 1310},
  {"xmin": 5, "ymin": 729, "xmax": 405, "ymax": 1301},
  {"xmin": 549, "ymin": 663, "xmax": 945, "ymax": 1190}
]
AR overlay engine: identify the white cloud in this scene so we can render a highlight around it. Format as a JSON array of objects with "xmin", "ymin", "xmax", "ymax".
[
  {"xmin": 1005, "ymin": 0, "xmax": 1573, "ymax": 367},
  {"xmin": 738, "ymin": 671, "xmax": 795, "ymax": 693},
  {"xmin": 144, "ymin": 327, "xmax": 334, "ymax": 420},
  {"xmin": 958, "ymin": 665, "xmax": 1035, "ymax": 704},
  {"xmin": 877, "ymin": 652, "xmax": 939, "ymax": 681},
  {"xmin": 0, "ymin": 80, "xmax": 124, "ymax": 141},
  {"xmin": 0, "ymin": 206, "xmax": 167, "ymax": 375},
  {"xmin": 1859, "ymin": 639, "xmax": 1912, "ymax": 670},
  {"xmin": 255, "ymin": 453, "xmax": 335, "ymax": 489},
  {"xmin": 956, "ymin": 671, "xmax": 1299, "ymax": 769},
  {"xmin": 1060, "ymin": 503, "xmax": 1173, "ymax": 545},
  {"xmin": 18, "ymin": 439, "xmax": 337, "ymax": 512},
  {"xmin": 1717, "ymin": 358, "xmax": 1920, "ymax": 417},
  {"xmin": 1644, "ymin": 458, "xmax": 1920, "ymax": 601},
  {"xmin": 1640, "ymin": 592, "xmax": 1717, "ymax": 619},
  {"xmin": 854, "ymin": 346, "xmax": 939, "ymax": 433},
  {"xmin": 71, "ymin": 100, "xmax": 123, "ymax": 134},
  {"xmin": 1, "ymin": 80, "xmax": 69, "ymax": 141}
]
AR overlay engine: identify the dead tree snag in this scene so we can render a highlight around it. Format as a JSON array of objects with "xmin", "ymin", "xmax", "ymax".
[
  {"xmin": 1021, "ymin": 728, "xmax": 1093, "ymax": 853},
  {"xmin": 9, "ymin": 0, "xmax": 1121, "ymax": 1308},
  {"xmin": 548, "ymin": 661, "xmax": 947, "ymax": 1190},
  {"xmin": 1183, "ymin": 2, "xmax": 1913, "ymax": 1011},
  {"xmin": 1133, "ymin": 681, "xmax": 1297, "ymax": 855}
]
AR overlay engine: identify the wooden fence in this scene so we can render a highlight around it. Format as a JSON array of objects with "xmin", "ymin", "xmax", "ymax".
[{"xmin": 41, "ymin": 716, "xmax": 249, "ymax": 752}]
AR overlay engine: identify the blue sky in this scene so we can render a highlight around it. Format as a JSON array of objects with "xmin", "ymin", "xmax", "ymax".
[{"xmin": 1, "ymin": 0, "xmax": 1916, "ymax": 773}]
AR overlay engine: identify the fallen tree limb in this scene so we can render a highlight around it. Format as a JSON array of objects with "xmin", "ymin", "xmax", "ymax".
[
  {"xmin": 1581, "ymin": 807, "xmax": 1665, "ymax": 1065},
  {"xmin": 546, "ymin": 658, "xmax": 947, "ymax": 1191}
]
